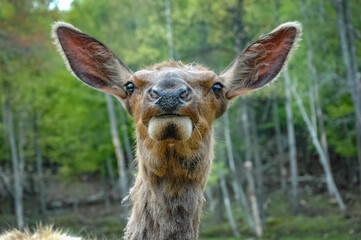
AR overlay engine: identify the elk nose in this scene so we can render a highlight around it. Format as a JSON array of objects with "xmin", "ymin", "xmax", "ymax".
[{"xmin": 149, "ymin": 86, "xmax": 191, "ymax": 112}]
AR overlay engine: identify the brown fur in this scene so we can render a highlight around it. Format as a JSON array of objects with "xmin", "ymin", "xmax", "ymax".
[{"xmin": 122, "ymin": 63, "xmax": 222, "ymax": 239}]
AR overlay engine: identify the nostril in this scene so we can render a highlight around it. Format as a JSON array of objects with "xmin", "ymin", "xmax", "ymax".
[
  {"xmin": 149, "ymin": 88, "xmax": 160, "ymax": 100},
  {"xmin": 178, "ymin": 87, "xmax": 190, "ymax": 101}
]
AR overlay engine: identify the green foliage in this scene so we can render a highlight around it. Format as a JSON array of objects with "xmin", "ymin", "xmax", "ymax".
[
  {"xmin": 326, "ymin": 94, "xmax": 357, "ymax": 157},
  {"xmin": 327, "ymin": 94, "xmax": 354, "ymax": 119},
  {"xmin": 0, "ymin": 1, "xmax": 15, "ymax": 20}
]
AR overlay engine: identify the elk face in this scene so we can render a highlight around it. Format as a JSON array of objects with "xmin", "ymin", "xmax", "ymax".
[{"xmin": 124, "ymin": 66, "xmax": 227, "ymax": 142}]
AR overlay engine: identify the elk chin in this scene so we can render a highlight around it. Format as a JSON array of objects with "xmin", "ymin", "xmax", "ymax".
[{"xmin": 148, "ymin": 116, "xmax": 192, "ymax": 141}]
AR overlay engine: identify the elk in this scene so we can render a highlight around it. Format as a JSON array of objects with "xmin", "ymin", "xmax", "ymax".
[{"xmin": 0, "ymin": 22, "xmax": 301, "ymax": 240}]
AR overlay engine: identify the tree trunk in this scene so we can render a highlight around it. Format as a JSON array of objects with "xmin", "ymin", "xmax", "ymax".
[
  {"xmin": 117, "ymin": 103, "xmax": 133, "ymax": 165},
  {"xmin": 205, "ymin": 186, "xmax": 216, "ymax": 212},
  {"xmin": 222, "ymin": 111, "xmax": 254, "ymax": 229},
  {"xmin": 0, "ymin": 166, "xmax": 13, "ymax": 200},
  {"xmin": 250, "ymin": 109, "xmax": 265, "ymax": 224},
  {"xmin": 272, "ymin": 97, "xmax": 287, "ymax": 192},
  {"xmin": 106, "ymin": 157, "xmax": 116, "ymax": 188},
  {"xmin": 291, "ymin": 84, "xmax": 346, "ymax": 211},
  {"xmin": 219, "ymin": 171, "xmax": 240, "ymax": 238},
  {"xmin": 34, "ymin": 114, "xmax": 47, "ymax": 215},
  {"xmin": 17, "ymin": 114, "xmax": 26, "ymax": 225},
  {"xmin": 230, "ymin": 1, "xmax": 256, "ymax": 228},
  {"xmin": 334, "ymin": 0, "xmax": 361, "ymax": 123},
  {"xmin": 343, "ymin": 0, "xmax": 361, "ymax": 195},
  {"xmin": 4, "ymin": 100, "xmax": 24, "ymax": 229},
  {"xmin": 334, "ymin": 0, "xmax": 361, "ymax": 193},
  {"xmin": 283, "ymin": 70, "xmax": 299, "ymax": 213},
  {"xmin": 214, "ymin": 186, "xmax": 226, "ymax": 223},
  {"xmin": 318, "ymin": 0, "xmax": 325, "ymax": 25},
  {"xmin": 232, "ymin": 0, "xmax": 246, "ymax": 52},
  {"xmin": 299, "ymin": 0, "xmax": 331, "ymax": 186},
  {"xmin": 17, "ymin": 117, "xmax": 25, "ymax": 188},
  {"xmin": 241, "ymin": 100, "xmax": 252, "ymax": 163},
  {"xmin": 275, "ymin": 0, "xmax": 299, "ymax": 211},
  {"xmin": 308, "ymin": 84, "xmax": 317, "ymax": 132},
  {"xmin": 244, "ymin": 161, "xmax": 262, "ymax": 238},
  {"xmin": 165, "ymin": 0, "xmax": 174, "ymax": 59},
  {"xmin": 105, "ymin": 94, "xmax": 128, "ymax": 199},
  {"xmin": 102, "ymin": 176, "xmax": 111, "ymax": 213},
  {"xmin": 223, "ymin": 111, "xmax": 241, "ymax": 200}
]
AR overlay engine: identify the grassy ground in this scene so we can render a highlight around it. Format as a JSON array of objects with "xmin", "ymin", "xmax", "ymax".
[
  {"xmin": 199, "ymin": 192, "xmax": 361, "ymax": 240},
  {"xmin": 1, "ymin": 192, "xmax": 360, "ymax": 239}
]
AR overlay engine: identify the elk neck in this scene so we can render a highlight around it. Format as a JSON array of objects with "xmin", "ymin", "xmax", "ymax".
[{"xmin": 124, "ymin": 128, "xmax": 214, "ymax": 240}]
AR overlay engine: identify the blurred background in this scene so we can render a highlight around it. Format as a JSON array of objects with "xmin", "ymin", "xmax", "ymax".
[{"xmin": 1, "ymin": 0, "xmax": 361, "ymax": 239}]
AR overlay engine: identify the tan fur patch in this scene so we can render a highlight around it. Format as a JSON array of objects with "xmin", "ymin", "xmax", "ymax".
[
  {"xmin": 0, "ymin": 226, "xmax": 83, "ymax": 240},
  {"xmin": 148, "ymin": 116, "xmax": 193, "ymax": 141}
]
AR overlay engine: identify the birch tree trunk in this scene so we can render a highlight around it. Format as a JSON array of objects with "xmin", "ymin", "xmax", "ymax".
[
  {"xmin": 231, "ymin": 0, "xmax": 255, "ymax": 225},
  {"xmin": 299, "ymin": 0, "xmax": 331, "ymax": 176},
  {"xmin": 334, "ymin": 0, "xmax": 361, "ymax": 123},
  {"xmin": 250, "ymin": 109, "xmax": 265, "ymax": 224},
  {"xmin": 334, "ymin": 0, "xmax": 361, "ymax": 193},
  {"xmin": 105, "ymin": 94, "xmax": 128, "ymax": 199},
  {"xmin": 106, "ymin": 157, "xmax": 116, "ymax": 188},
  {"xmin": 17, "ymin": 114, "xmax": 26, "ymax": 224},
  {"xmin": 222, "ymin": 111, "xmax": 254, "ymax": 229},
  {"xmin": 205, "ymin": 186, "xmax": 216, "ymax": 212},
  {"xmin": 1, "ymin": 102, "xmax": 14, "ymax": 204},
  {"xmin": 17, "ymin": 118, "xmax": 25, "ymax": 185},
  {"xmin": 223, "ymin": 111, "xmax": 241, "ymax": 201},
  {"xmin": 241, "ymin": 100, "xmax": 252, "ymax": 163},
  {"xmin": 343, "ymin": 0, "xmax": 361, "ymax": 195},
  {"xmin": 244, "ymin": 161, "xmax": 262, "ymax": 237},
  {"xmin": 117, "ymin": 104, "xmax": 133, "ymax": 165},
  {"xmin": 165, "ymin": 0, "xmax": 174, "ymax": 59},
  {"xmin": 291, "ymin": 84, "xmax": 346, "ymax": 211},
  {"xmin": 231, "ymin": 2, "xmax": 256, "ymax": 227},
  {"xmin": 272, "ymin": 97, "xmax": 287, "ymax": 192},
  {"xmin": 283, "ymin": 70, "xmax": 299, "ymax": 213},
  {"xmin": 34, "ymin": 114, "xmax": 47, "ymax": 215},
  {"xmin": 232, "ymin": 0, "xmax": 246, "ymax": 52},
  {"xmin": 219, "ymin": 171, "xmax": 240, "ymax": 238},
  {"xmin": 0, "ymin": 166, "xmax": 13, "ymax": 200},
  {"xmin": 308, "ymin": 84, "xmax": 317, "ymax": 132},
  {"xmin": 102, "ymin": 175, "xmax": 111, "ymax": 213},
  {"xmin": 4, "ymin": 101, "xmax": 24, "ymax": 229}
]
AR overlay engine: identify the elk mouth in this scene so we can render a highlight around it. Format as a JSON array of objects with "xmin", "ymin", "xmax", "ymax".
[{"xmin": 148, "ymin": 114, "xmax": 193, "ymax": 141}]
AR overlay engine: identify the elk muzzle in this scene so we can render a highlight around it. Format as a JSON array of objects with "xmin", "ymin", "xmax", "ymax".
[{"xmin": 147, "ymin": 78, "xmax": 194, "ymax": 141}]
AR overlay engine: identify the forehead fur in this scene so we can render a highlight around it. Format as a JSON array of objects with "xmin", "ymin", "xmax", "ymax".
[
  {"xmin": 145, "ymin": 60, "xmax": 209, "ymax": 71},
  {"xmin": 134, "ymin": 61, "xmax": 216, "ymax": 85}
]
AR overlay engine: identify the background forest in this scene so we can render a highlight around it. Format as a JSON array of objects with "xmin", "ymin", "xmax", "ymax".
[{"xmin": 1, "ymin": 0, "xmax": 361, "ymax": 239}]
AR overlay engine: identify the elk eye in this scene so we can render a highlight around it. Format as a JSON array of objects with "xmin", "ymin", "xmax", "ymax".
[
  {"xmin": 125, "ymin": 82, "xmax": 135, "ymax": 93},
  {"xmin": 212, "ymin": 82, "xmax": 223, "ymax": 94}
]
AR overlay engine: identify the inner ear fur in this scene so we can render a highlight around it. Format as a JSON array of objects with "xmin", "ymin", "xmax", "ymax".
[
  {"xmin": 52, "ymin": 22, "xmax": 132, "ymax": 99},
  {"xmin": 221, "ymin": 22, "xmax": 302, "ymax": 99}
]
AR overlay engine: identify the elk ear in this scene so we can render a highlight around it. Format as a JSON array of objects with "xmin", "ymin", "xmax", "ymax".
[
  {"xmin": 220, "ymin": 22, "xmax": 302, "ymax": 100},
  {"xmin": 52, "ymin": 22, "xmax": 132, "ymax": 99}
]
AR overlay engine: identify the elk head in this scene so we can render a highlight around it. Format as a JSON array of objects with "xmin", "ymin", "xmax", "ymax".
[{"xmin": 52, "ymin": 22, "xmax": 301, "ymax": 180}]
